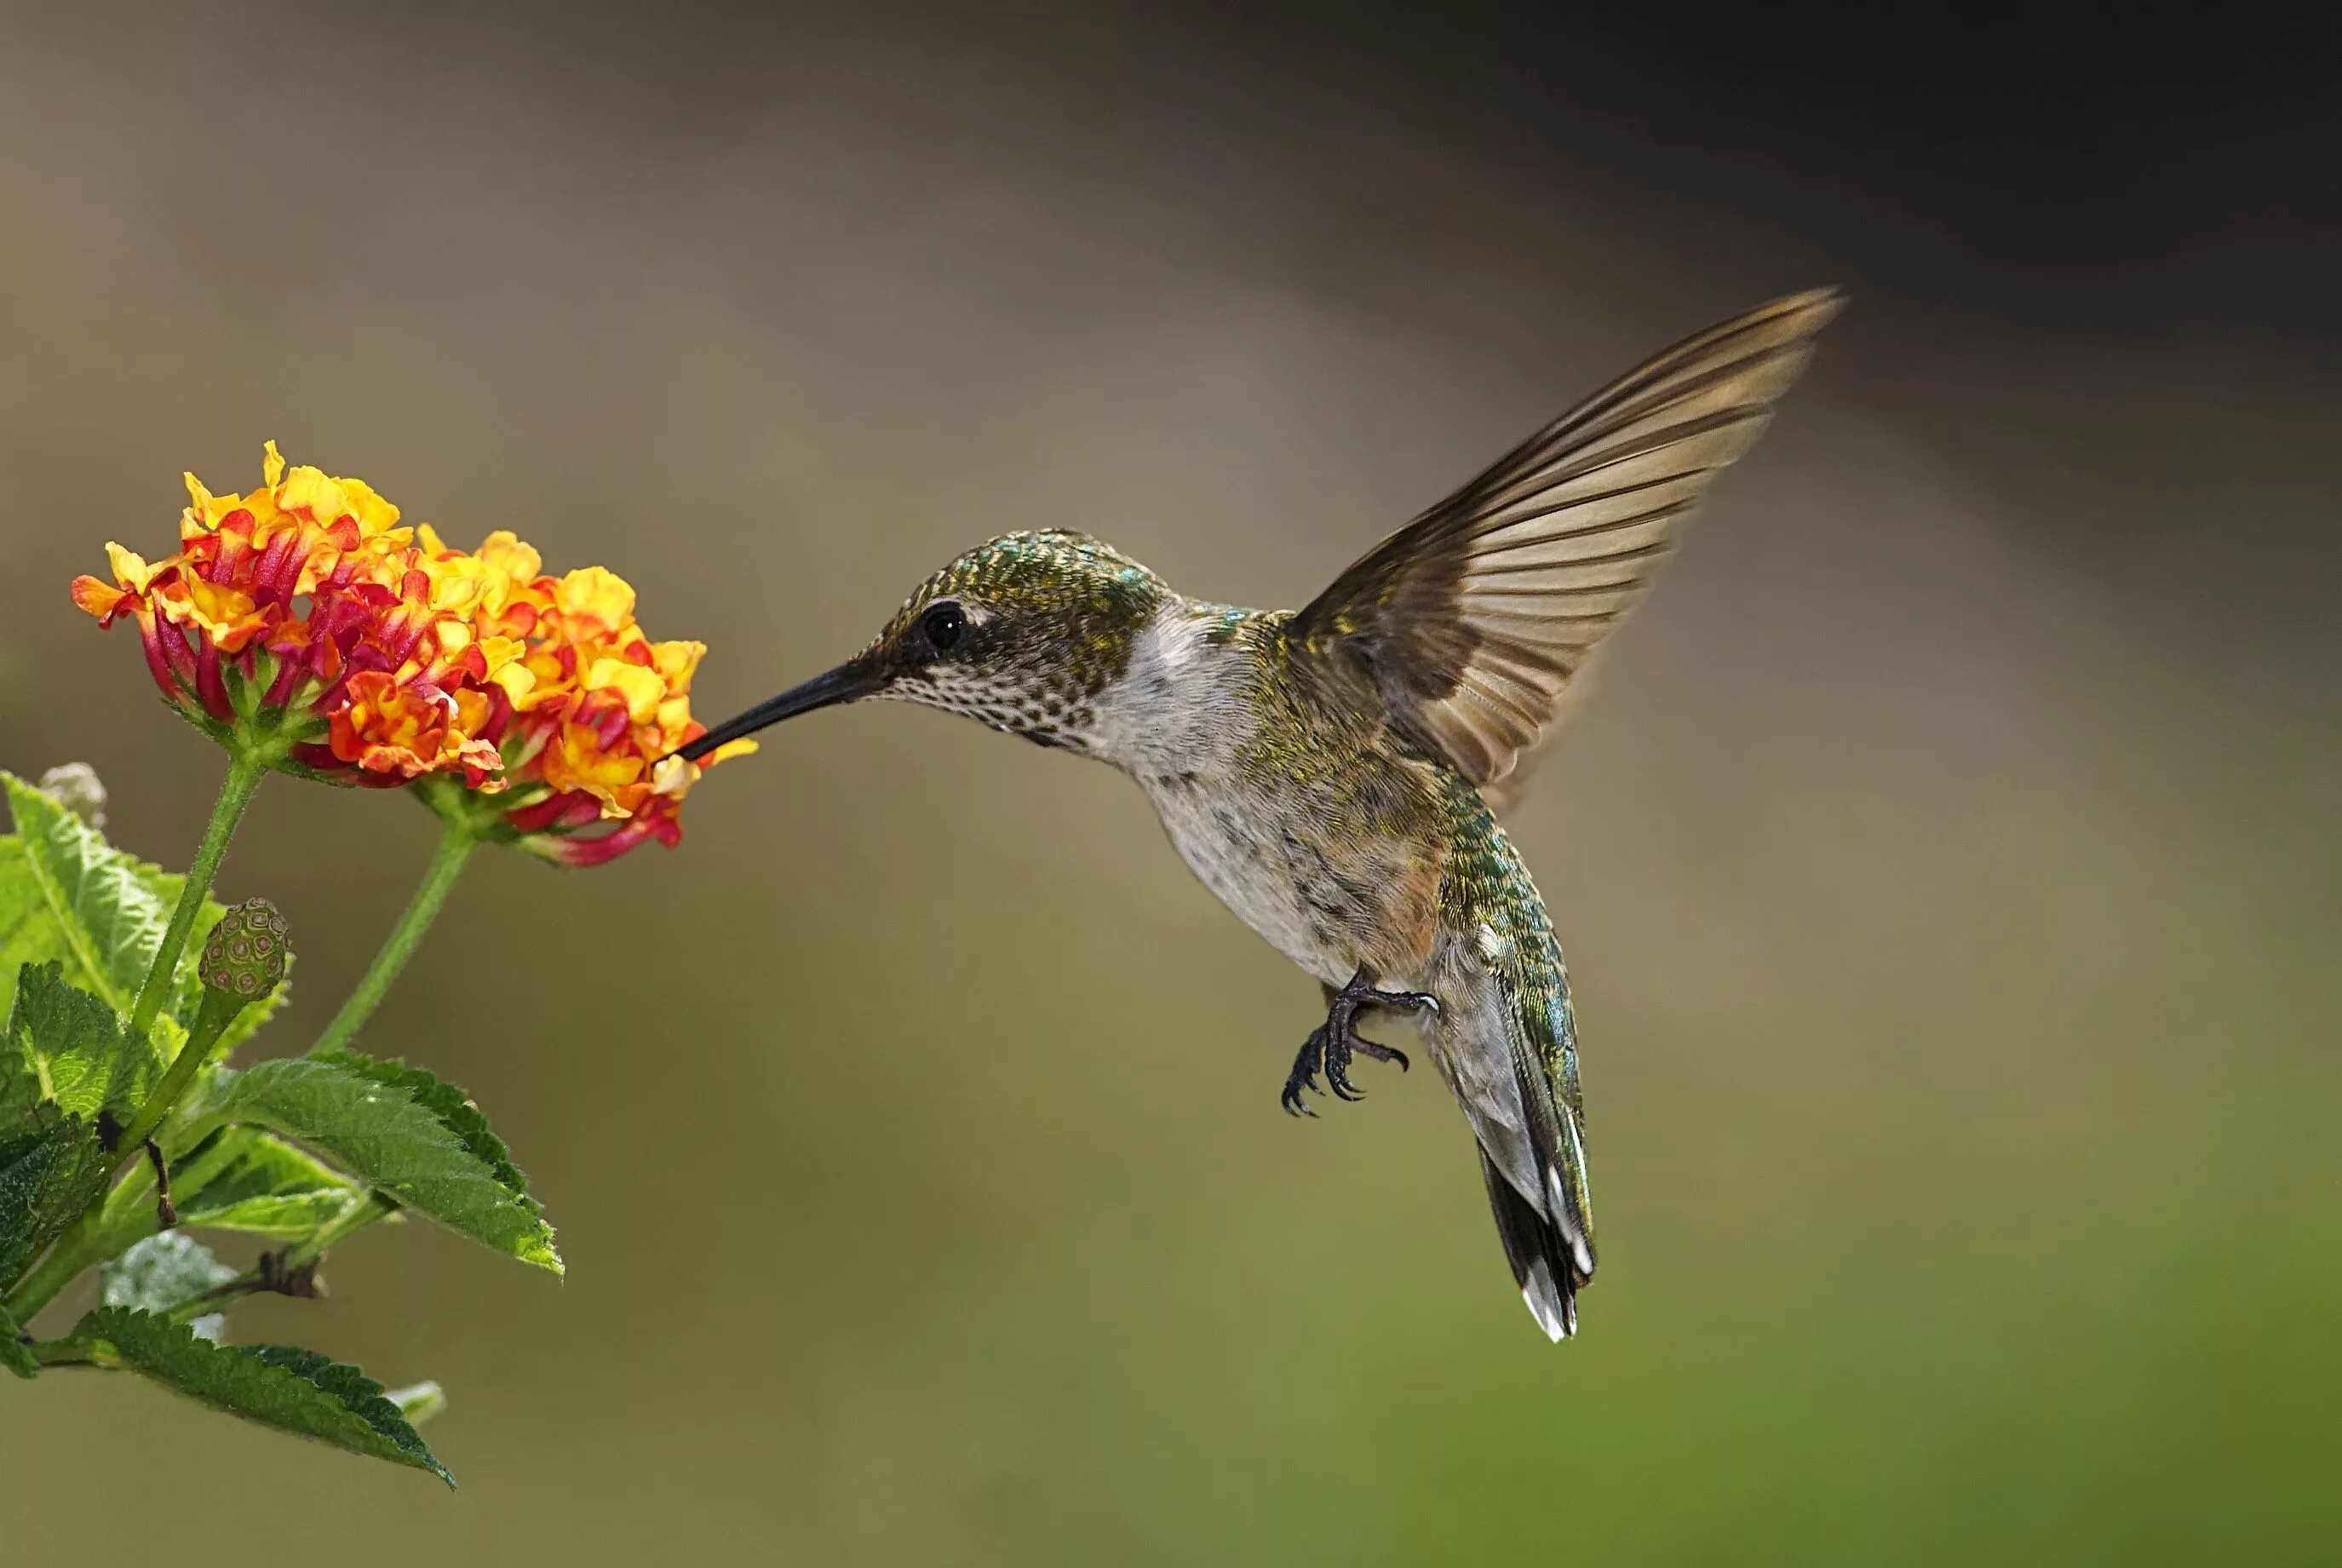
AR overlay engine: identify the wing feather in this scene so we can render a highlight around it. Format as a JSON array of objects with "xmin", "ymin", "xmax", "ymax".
[{"xmin": 1289, "ymin": 289, "xmax": 1842, "ymax": 793}]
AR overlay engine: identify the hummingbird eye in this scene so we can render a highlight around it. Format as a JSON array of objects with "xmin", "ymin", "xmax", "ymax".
[{"xmin": 920, "ymin": 600, "xmax": 968, "ymax": 655}]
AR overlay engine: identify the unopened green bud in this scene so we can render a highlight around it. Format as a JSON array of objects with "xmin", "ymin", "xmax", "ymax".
[{"xmin": 199, "ymin": 899, "xmax": 290, "ymax": 1002}]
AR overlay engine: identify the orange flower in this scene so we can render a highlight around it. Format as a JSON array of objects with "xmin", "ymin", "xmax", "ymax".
[
  {"xmin": 73, "ymin": 444, "xmax": 747, "ymax": 857},
  {"xmin": 410, "ymin": 529, "xmax": 752, "ymax": 865},
  {"xmin": 329, "ymin": 671, "xmax": 505, "ymax": 783},
  {"xmin": 71, "ymin": 444, "xmax": 508, "ymax": 789}
]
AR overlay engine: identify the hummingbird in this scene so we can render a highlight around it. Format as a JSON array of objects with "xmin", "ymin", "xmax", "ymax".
[{"xmin": 680, "ymin": 290, "xmax": 1841, "ymax": 1339}]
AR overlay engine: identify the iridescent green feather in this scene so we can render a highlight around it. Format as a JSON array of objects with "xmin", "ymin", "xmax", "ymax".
[{"xmin": 1433, "ymin": 773, "xmax": 1593, "ymax": 1251}]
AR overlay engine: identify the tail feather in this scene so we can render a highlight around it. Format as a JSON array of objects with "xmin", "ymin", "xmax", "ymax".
[{"xmin": 1478, "ymin": 1147, "xmax": 1587, "ymax": 1341}]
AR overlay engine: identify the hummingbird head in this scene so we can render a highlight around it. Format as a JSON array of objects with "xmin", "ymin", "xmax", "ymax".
[{"xmin": 677, "ymin": 531, "xmax": 1173, "ymax": 760}]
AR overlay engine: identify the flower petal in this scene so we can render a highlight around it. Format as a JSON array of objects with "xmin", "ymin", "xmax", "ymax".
[
  {"xmin": 583, "ymin": 656, "xmax": 666, "ymax": 724},
  {"xmin": 554, "ymin": 566, "xmax": 634, "ymax": 634}
]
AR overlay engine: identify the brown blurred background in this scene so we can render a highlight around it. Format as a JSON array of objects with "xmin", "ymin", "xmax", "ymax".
[{"xmin": 3, "ymin": 3, "xmax": 2337, "ymax": 1562}]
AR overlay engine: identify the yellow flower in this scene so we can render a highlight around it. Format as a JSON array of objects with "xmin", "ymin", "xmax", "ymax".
[
  {"xmin": 74, "ymin": 440, "xmax": 750, "ymax": 862},
  {"xmin": 582, "ymin": 656, "xmax": 666, "ymax": 726},
  {"xmin": 413, "ymin": 539, "xmax": 751, "ymax": 864},
  {"xmin": 72, "ymin": 443, "xmax": 513, "ymax": 790}
]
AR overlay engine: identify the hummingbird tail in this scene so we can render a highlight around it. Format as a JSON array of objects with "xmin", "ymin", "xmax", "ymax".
[{"xmin": 1477, "ymin": 1147, "xmax": 1587, "ymax": 1341}]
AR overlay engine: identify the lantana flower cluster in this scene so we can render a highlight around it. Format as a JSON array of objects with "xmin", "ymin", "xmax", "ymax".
[{"xmin": 72, "ymin": 444, "xmax": 750, "ymax": 864}]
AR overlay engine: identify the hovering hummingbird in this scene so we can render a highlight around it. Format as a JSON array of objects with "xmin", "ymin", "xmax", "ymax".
[{"xmin": 680, "ymin": 290, "xmax": 1840, "ymax": 1339}]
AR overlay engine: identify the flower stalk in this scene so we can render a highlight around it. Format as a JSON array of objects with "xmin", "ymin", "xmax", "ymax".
[
  {"xmin": 117, "ymin": 899, "xmax": 288, "ymax": 1160},
  {"xmin": 125, "ymin": 750, "xmax": 267, "ymax": 1040},
  {"xmin": 165, "ymin": 1192, "xmax": 399, "ymax": 1324},
  {"xmin": 309, "ymin": 813, "xmax": 480, "ymax": 1057}
]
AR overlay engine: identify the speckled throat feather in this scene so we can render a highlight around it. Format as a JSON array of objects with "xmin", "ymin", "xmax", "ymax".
[{"xmin": 870, "ymin": 531, "xmax": 1171, "ymax": 744}]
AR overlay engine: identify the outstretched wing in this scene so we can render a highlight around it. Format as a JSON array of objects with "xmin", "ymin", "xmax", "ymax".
[{"xmin": 1289, "ymin": 289, "xmax": 1842, "ymax": 792}]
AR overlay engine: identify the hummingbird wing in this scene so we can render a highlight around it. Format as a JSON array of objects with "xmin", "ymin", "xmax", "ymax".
[{"xmin": 1289, "ymin": 289, "xmax": 1842, "ymax": 795}]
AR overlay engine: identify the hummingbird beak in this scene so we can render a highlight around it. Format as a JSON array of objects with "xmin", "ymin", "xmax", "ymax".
[{"xmin": 671, "ymin": 656, "xmax": 890, "ymax": 761}]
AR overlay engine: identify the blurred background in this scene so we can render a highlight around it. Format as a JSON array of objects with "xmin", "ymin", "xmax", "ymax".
[{"xmin": 3, "ymin": 3, "xmax": 2337, "ymax": 1561}]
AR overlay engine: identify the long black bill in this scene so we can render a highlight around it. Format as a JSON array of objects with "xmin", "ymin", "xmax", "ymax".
[{"xmin": 672, "ymin": 658, "xmax": 888, "ymax": 762}]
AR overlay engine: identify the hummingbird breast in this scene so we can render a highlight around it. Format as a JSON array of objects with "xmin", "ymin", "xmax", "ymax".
[
  {"xmin": 1097, "ymin": 605, "xmax": 1450, "ymax": 988},
  {"xmin": 1142, "ymin": 774, "xmax": 1444, "ymax": 987}
]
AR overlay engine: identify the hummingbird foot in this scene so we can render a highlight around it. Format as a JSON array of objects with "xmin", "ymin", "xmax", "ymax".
[
  {"xmin": 1280, "ymin": 968, "xmax": 1439, "ymax": 1115},
  {"xmin": 1281, "ymin": 1025, "xmax": 1335, "ymax": 1117}
]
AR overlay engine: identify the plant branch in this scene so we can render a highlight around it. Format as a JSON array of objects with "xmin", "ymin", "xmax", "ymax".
[
  {"xmin": 111, "ymin": 985, "xmax": 250, "ymax": 1180},
  {"xmin": 127, "ymin": 750, "xmax": 266, "ymax": 1041},
  {"xmin": 309, "ymin": 815, "xmax": 479, "ymax": 1057},
  {"xmin": 30, "ymin": 1335, "xmax": 113, "ymax": 1370},
  {"xmin": 168, "ymin": 1192, "xmax": 399, "ymax": 1322}
]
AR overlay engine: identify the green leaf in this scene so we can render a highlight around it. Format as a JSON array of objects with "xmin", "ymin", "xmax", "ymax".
[
  {"xmin": 66, "ymin": 1307, "xmax": 452, "ymax": 1485},
  {"xmin": 0, "ymin": 1100, "xmax": 112, "ymax": 1285},
  {"xmin": 187, "ymin": 1059, "xmax": 560, "ymax": 1274},
  {"xmin": 1, "ymin": 774, "xmax": 175, "ymax": 1022},
  {"xmin": 175, "ymin": 1129, "xmax": 364, "ymax": 1238},
  {"xmin": 1, "ymin": 962, "xmax": 147, "ymax": 1123},
  {"xmin": 100, "ymin": 1232, "xmax": 237, "ymax": 1338},
  {"xmin": 0, "ymin": 774, "xmax": 287, "ymax": 1063},
  {"xmin": 313, "ymin": 1051, "xmax": 540, "ymax": 1212},
  {"xmin": 0, "ymin": 1300, "xmax": 37, "ymax": 1379}
]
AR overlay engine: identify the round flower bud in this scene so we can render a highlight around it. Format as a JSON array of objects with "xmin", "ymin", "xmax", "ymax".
[{"xmin": 198, "ymin": 899, "xmax": 290, "ymax": 1001}]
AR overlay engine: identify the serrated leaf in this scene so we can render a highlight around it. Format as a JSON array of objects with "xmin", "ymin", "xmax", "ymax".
[
  {"xmin": 67, "ymin": 1307, "xmax": 452, "ymax": 1485},
  {"xmin": 0, "ymin": 1100, "xmax": 112, "ymax": 1285},
  {"xmin": 0, "ymin": 776, "xmax": 288, "ymax": 1063},
  {"xmin": 1, "ymin": 775, "xmax": 174, "ymax": 1023},
  {"xmin": 175, "ymin": 1129, "xmax": 363, "ymax": 1238},
  {"xmin": 0, "ymin": 1112, "xmax": 72, "ymax": 1283},
  {"xmin": 0, "ymin": 1300, "xmax": 37, "ymax": 1379},
  {"xmin": 101, "ymin": 1232, "xmax": 237, "ymax": 1319},
  {"xmin": 187, "ymin": 1060, "xmax": 560, "ymax": 1274},
  {"xmin": 313, "ymin": 1051, "xmax": 538, "ymax": 1211},
  {"xmin": 2, "ymin": 962, "xmax": 147, "ymax": 1123}
]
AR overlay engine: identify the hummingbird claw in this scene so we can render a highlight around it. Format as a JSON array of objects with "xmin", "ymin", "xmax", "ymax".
[
  {"xmin": 1281, "ymin": 1026, "xmax": 1330, "ymax": 1115},
  {"xmin": 1280, "ymin": 969, "xmax": 1432, "ymax": 1116},
  {"xmin": 1368, "ymin": 987, "xmax": 1439, "ymax": 1018},
  {"xmin": 1321, "ymin": 1020, "xmax": 1364, "ymax": 1100}
]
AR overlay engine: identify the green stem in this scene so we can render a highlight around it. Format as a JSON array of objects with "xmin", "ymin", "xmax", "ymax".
[
  {"xmin": 4, "ymin": 1174, "xmax": 171, "ymax": 1324},
  {"xmin": 31, "ymin": 1336, "xmax": 111, "ymax": 1369},
  {"xmin": 114, "ymin": 987, "xmax": 250, "ymax": 1168},
  {"xmin": 168, "ymin": 1192, "xmax": 398, "ymax": 1323},
  {"xmin": 3, "ymin": 1218, "xmax": 129, "ymax": 1329},
  {"xmin": 69, "ymin": 1128, "xmax": 248, "ymax": 1278},
  {"xmin": 127, "ymin": 751, "xmax": 266, "ymax": 1042},
  {"xmin": 308, "ymin": 817, "xmax": 479, "ymax": 1057}
]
